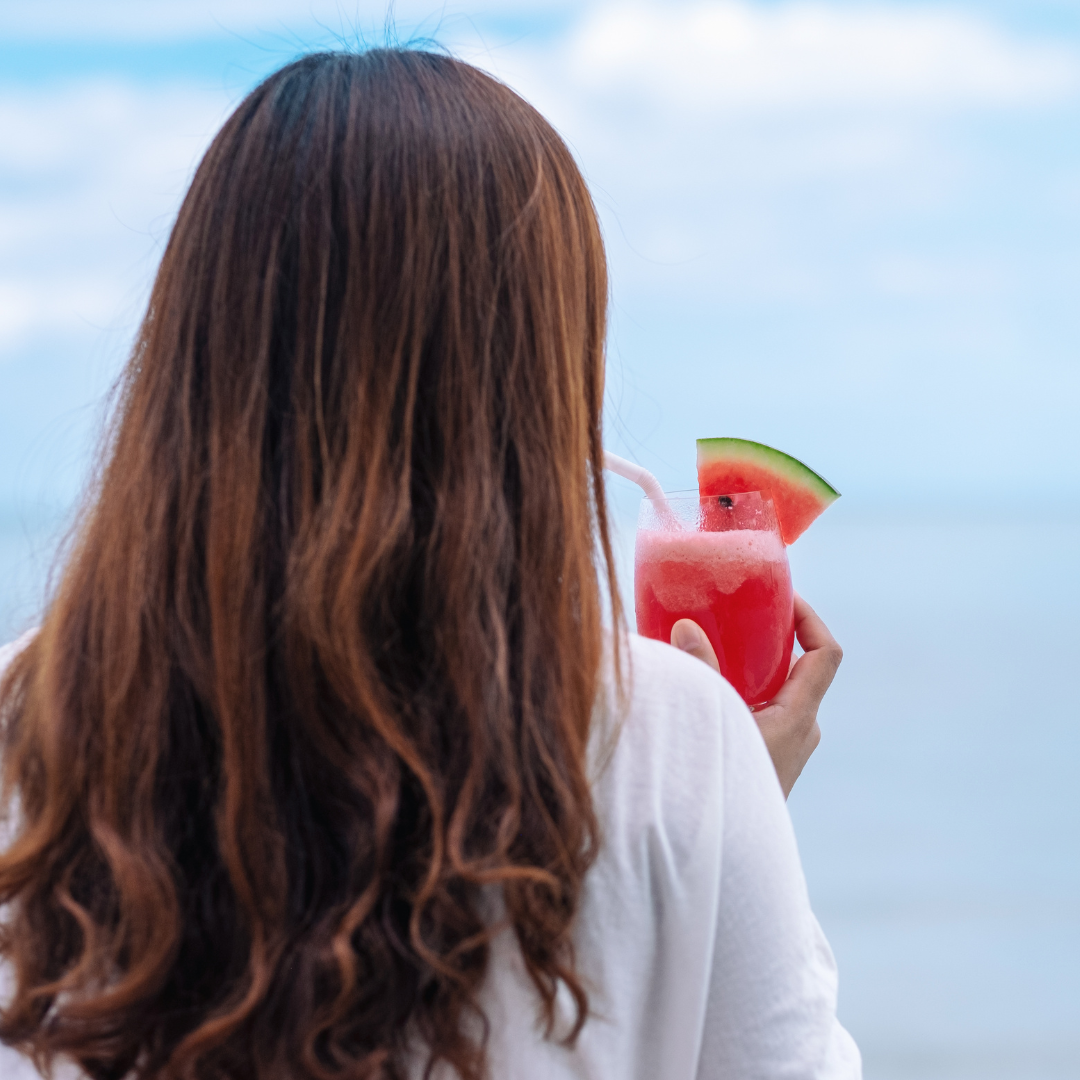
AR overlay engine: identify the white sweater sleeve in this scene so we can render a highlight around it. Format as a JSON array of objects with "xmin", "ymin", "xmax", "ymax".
[
  {"xmin": 0, "ymin": 629, "xmax": 36, "ymax": 679},
  {"xmin": 696, "ymin": 683, "xmax": 862, "ymax": 1080}
]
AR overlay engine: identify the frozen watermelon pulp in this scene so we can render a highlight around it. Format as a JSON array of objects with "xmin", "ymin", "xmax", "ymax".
[{"xmin": 697, "ymin": 438, "xmax": 839, "ymax": 545}]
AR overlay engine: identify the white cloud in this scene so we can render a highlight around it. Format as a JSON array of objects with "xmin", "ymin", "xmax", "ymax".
[
  {"xmin": 0, "ymin": 82, "xmax": 228, "ymax": 180},
  {"xmin": 538, "ymin": 1, "xmax": 1080, "ymax": 113},
  {"xmin": 0, "ymin": 278, "xmax": 126, "ymax": 346},
  {"xmin": 0, "ymin": 81, "xmax": 229, "ymax": 353},
  {"xmin": 445, "ymin": 1, "xmax": 1078, "ymax": 300},
  {"xmin": 0, "ymin": 0, "xmax": 574, "ymax": 42},
  {"xmin": 15, "ymin": 0, "xmax": 1078, "ymax": 122},
  {"xmin": 1, "ymin": 1, "xmax": 1076, "ymax": 351},
  {"xmin": 872, "ymin": 254, "xmax": 1010, "ymax": 299},
  {"xmin": 0, "ymin": 1, "xmax": 361, "ymax": 40},
  {"xmin": 0, "ymin": 2, "xmax": 1077, "ymax": 506}
]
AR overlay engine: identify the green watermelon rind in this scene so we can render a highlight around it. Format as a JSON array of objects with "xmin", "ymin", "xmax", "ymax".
[{"xmin": 696, "ymin": 438, "xmax": 840, "ymax": 504}]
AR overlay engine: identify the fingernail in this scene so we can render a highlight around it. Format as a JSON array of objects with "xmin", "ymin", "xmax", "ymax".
[{"xmin": 671, "ymin": 622, "xmax": 702, "ymax": 652}]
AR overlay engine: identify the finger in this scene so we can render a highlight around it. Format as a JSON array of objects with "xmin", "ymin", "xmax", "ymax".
[
  {"xmin": 770, "ymin": 646, "xmax": 839, "ymax": 710},
  {"xmin": 792, "ymin": 593, "xmax": 843, "ymax": 667},
  {"xmin": 670, "ymin": 619, "xmax": 721, "ymax": 674}
]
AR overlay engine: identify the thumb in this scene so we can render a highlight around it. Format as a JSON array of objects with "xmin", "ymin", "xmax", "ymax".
[{"xmin": 671, "ymin": 619, "xmax": 721, "ymax": 674}]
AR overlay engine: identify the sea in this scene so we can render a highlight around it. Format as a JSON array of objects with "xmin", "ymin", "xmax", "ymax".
[{"xmin": 1, "ymin": 499, "xmax": 1078, "ymax": 1079}]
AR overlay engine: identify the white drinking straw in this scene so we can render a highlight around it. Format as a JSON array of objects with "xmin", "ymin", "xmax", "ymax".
[
  {"xmin": 604, "ymin": 452, "xmax": 681, "ymax": 530},
  {"xmin": 602, "ymin": 451, "xmax": 666, "ymax": 502}
]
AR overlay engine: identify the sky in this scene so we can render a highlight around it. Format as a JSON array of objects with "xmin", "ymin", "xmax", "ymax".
[
  {"xmin": 2, "ymin": 6, "xmax": 1079, "ymax": 1072},
  {"xmin": 2, "ymin": 0, "xmax": 1080, "ymax": 514}
]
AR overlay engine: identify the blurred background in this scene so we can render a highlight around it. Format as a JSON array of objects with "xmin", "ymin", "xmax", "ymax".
[{"xmin": 1, "ymin": 1, "xmax": 1078, "ymax": 1076}]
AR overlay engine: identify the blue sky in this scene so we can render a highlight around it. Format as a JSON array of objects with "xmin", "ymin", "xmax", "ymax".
[{"xmin": 2, "ymin": 0, "xmax": 1079, "ymax": 514}]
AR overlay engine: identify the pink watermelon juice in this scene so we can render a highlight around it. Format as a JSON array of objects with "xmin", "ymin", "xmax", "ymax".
[{"xmin": 634, "ymin": 493, "xmax": 795, "ymax": 706}]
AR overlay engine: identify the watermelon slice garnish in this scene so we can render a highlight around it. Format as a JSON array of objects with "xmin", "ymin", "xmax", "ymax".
[{"xmin": 697, "ymin": 438, "xmax": 839, "ymax": 545}]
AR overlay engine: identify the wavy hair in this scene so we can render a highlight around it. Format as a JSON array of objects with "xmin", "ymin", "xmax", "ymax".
[{"xmin": 0, "ymin": 49, "xmax": 620, "ymax": 1080}]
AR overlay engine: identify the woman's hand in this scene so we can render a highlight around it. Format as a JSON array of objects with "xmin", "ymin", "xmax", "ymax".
[{"xmin": 670, "ymin": 595, "xmax": 843, "ymax": 798}]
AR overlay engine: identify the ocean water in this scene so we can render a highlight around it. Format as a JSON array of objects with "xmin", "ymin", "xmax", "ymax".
[
  {"xmin": 1, "ymin": 501, "xmax": 1078, "ymax": 1077},
  {"xmin": 791, "ymin": 507, "xmax": 1080, "ymax": 1078},
  {"xmin": 611, "ymin": 496, "xmax": 1080, "ymax": 1078},
  {"xmin": 782, "ymin": 506, "xmax": 1080, "ymax": 1078}
]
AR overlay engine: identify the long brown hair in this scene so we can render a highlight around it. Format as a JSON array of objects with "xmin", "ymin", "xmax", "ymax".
[{"xmin": 0, "ymin": 49, "xmax": 621, "ymax": 1080}]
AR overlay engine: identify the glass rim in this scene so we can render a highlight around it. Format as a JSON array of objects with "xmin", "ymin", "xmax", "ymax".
[{"xmin": 640, "ymin": 488, "xmax": 767, "ymax": 501}]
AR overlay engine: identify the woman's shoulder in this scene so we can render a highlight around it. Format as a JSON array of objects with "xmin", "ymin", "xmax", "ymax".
[
  {"xmin": 591, "ymin": 632, "xmax": 755, "ymax": 863},
  {"xmin": 623, "ymin": 629, "xmax": 738, "ymax": 711},
  {"xmin": 603, "ymin": 631, "xmax": 750, "ymax": 758},
  {"xmin": 0, "ymin": 628, "xmax": 37, "ymax": 680}
]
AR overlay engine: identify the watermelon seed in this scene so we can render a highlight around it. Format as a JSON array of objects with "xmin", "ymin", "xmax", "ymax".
[{"xmin": 717, "ymin": 495, "xmax": 734, "ymax": 509}]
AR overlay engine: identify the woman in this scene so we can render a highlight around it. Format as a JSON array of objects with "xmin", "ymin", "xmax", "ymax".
[{"xmin": 0, "ymin": 50, "xmax": 857, "ymax": 1079}]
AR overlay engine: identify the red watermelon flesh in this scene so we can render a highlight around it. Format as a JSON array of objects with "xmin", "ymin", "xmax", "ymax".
[{"xmin": 697, "ymin": 438, "xmax": 839, "ymax": 545}]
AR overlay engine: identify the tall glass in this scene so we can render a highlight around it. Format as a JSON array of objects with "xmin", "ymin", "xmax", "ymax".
[{"xmin": 634, "ymin": 490, "xmax": 795, "ymax": 707}]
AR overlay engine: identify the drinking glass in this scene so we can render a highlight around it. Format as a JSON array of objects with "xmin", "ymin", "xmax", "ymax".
[{"xmin": 634, "ymin": 490, "xmax": 795, "ymax": 707}]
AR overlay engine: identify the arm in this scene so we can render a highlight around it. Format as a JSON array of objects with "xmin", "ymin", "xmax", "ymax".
[{"xmin": 671, "ymin": 594, "xmax": 842, "ymax": 797}]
